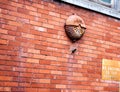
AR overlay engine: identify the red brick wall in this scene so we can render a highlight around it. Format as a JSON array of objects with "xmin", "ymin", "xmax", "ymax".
[{"xmin": 0, "ymin": 0, "xmax": 120, "ymax": 92}]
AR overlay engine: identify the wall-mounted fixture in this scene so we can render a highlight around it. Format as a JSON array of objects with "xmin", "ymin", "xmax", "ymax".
[{"xmin": 64, "ymin": 14, "xmax": 86, "ymax": 42}]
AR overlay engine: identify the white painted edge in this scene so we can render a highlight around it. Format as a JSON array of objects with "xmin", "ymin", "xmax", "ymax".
[{"xmin": 61, "ymin": 0, "xmax": 120, "ymax": 19}]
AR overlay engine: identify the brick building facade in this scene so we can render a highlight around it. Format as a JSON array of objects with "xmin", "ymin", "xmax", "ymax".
[{"xmin": 0, "ymin": 0, "xmax": 120, "ymax": 92}]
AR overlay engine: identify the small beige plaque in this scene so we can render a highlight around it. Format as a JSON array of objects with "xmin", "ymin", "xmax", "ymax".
[{"xmin": 102, "ymin": 59, "xmax": 120, "ymax": 81}]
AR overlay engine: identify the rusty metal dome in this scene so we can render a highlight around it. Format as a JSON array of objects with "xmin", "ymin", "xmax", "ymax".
[
  {"xmin": 65, "ymin": 14, "xmax": 86, "ymax": 42},
  {"xmin": 65, "ymin": 14, "xmax": 86, "ymax": 28}
]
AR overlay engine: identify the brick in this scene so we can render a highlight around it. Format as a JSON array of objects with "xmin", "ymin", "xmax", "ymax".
[
  {"xmin": 20, "ymin": 72, "xmax": 33, "ymax": 77},
  {"xmin": 94, "ymin": 87, "xmax": 104, "ymax": 91},
  {"xmin": 51, "ymin": 79, "xmax": 68, "ymax": 84},
  {"xmin": 38, "ymin": 89, "xmax": 50, "ymax": 92},
  {"xmin": 0, "ymin": 71, "xmax": 19, "ymax": 77},
  {"xmin": 48, "ymin": 20, "xmax": 60, "ymax": 26},
  {"xmin": 19, "ymin": 82, "xmax": 31, "ymax": 87},
  {"xmin": 21, "ymin": 42, "xmax": 35, "ymax": 48},
  {"xmin": 10, "ymin": 1, "xmax": 23, "ymax": 8},
  {"xmin": 38, "ymin": 9, "xmax": 49, "ymax": 14},
  {"xmin": 45, "ymin": 56, "xmax": 57, "ymax": 61},
  {"xmin": 0, "ymin": 76, "xmax": 12, "ymax": 81},
  {"xmin": 57, "ymin": 57, "xmax": 68, "ymax": 62},
  {"xmin": 30, "ymin": 20, "xmax": 42, "ymax": 26},
  {"xmin": 37, "ymin": 17, "xmax": 47, "ymax": 23},
  {"xmin": 25, "ymin": 88, "xmax": 37, "ymax": 92},
  {"xmin": 1, "ymin": 8, "xmax": 8, "ymax": 14},
  {"xmin": 17, "ymin": 17, "xmax": 29, "ymax": 24},
  {"xmin": 29, "ymin": 11, "xmax": 41, "ymax": 17},
  {"xmin": 48, "ymin": 3, "xmax": 56, "ymax": 8},
  {"xmin": 58, "ymin": 40, "xmax": 68, "ymax": 45},
  {"xmin": 25, "ymin": 5, "xmax": 37, "ymax": 11},
  {"xmin": 0, "ymin": 28, "xmax": 8, "ymax": 34},
  {"xmin": 1, "ymin": 34, "xmax": 15, "ymax": 40},
  {"xmin": 54, "ymin": 25, "xmax": 64, "ymax": 31},
  {"xmin": 2, "ymin": 24, "xmax": 17, "ymax": 31},
  {"xmin": 12, "ymin": 67, "xmax": 26, "ymax": 72},
  {"xmin": 4, "ymin": 87, "xmax": 11, "ymax": 91},
  {"xmin": 0, "ymin": 3, "xmax": 17, "ymax": 11},
  {"xmin": 44, "ymin": 4, "xmax": 55, "ymax": 12},
  {"xmin": 34, "ymin": 26, "xmax": 47, "ymax": 32},
  {"xmin": 60, "ymin": 14, "xmax": 68, "ymax": 19},
  {"xmin": 46, "ymin": 38, "xmax": 57, "ymax": 43},
  {"xmin": 41, "ymin": 50, "xmax": 52, "ymax": 56},
  {"xmin": 11, "ymin": 87, "xmax": 25, "ymax": 92},
  {"xmin": 28, "ymin": 48, "xmax": 40, "ymax": 54},
  {"xmin": 51, "ymin": 70, "xmax": 62, "ymax": 75},
  {"xmin": 17, "ymin": 7, "xmax": 29, "ymax": 15},
  {"xmin": 52, "ymin": 17, "xmax": 65, "ymax": 23},
  {"xmin": 9, "ymin": 11, "xmax": 34, "ymax": 20},
  {"xmin": 0, "ymin": 39, "xmax": 8, "ymax": 44},
  {"xmin": 56, "ymin": 84, "xmax": 66, "ymax": 88},
  {"xmin": 41, "ymin": 14, "xmax": 53, "ymax": 20},
  {"xmin": 0, "ymin": 87, "xmax": 4, "ymax": 91},
  {"xmin": 27, "ymin": 58, "xmax": 39, "ymax": 63},
  {"xmin": 0, "ymin": 14, "xmax": 16, "ymax": 21},
  {"xmin": 21, "ymin": 33, "xmax": 34, "ymax": 39},
  {"xmin": 4, "ymin": 82, "xmax": 18, "ymax": 87},
  {"xmin": 33, "ymin": 3, "xmax": 44, "ymax": 9},
  {"xmin": 42, "ymin": 23, "xmax": 54, "ymax": 29},
  {"xmin": 0, "ymin": 45, "xmax": 18, "ymax": 51},
  {"xmin": 39, "ymin": 69, "xmax": 50, "ymax": 74},
  {"xmin": 73, "ymin": 72, "xmax": 83, "ymax": 77},
  {"xmin": 8, "ymin": 21, "xmax": 22, "ymax": 27},
  {"xmin": 33, "ymin": 79, "xmax": 51, "ymax": 83},
  {"xmin": 49, "ymin": 11, "xmax": 60, "ymax": 17}
]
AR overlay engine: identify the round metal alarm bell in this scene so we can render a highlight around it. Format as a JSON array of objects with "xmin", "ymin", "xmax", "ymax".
[{"xmin": 65, "ymin": 14, "xmax": 86, "ymax": 42}]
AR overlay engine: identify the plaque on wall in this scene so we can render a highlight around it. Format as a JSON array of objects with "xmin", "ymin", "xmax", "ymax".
[{"xmin": 102, "ymin": 59, "xmax": 120, "ymax": 81}]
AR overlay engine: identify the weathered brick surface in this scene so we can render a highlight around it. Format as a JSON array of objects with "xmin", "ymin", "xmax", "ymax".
[{"xmin": 0, "ymin": 0, "xmax": 120, "ymax": 92}]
